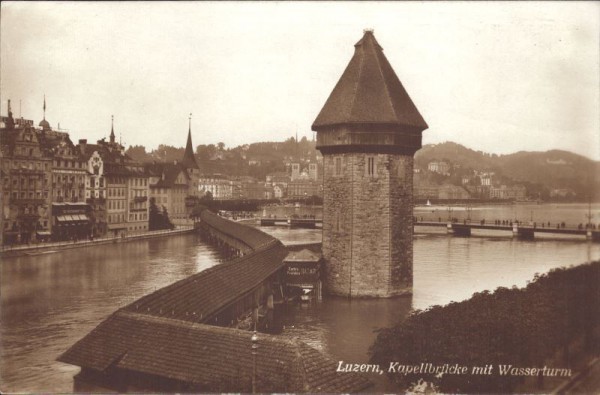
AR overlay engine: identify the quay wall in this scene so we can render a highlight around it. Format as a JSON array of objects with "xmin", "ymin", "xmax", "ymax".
[{"xmin": 0, "ymin": 226, "xmax": 194, "ymax": 259}]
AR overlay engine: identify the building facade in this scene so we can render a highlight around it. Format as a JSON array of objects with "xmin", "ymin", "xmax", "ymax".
[
  {"xmin": 312, "ymin": 30, "xmax": 428, "ymax": 297},
  {"xmin": 198, "ymin": 173, "xmax": 234, "ymax": 200},
  {"xmin": 1, "ymin": 103, "xmax": 53, "ymax": 244},
  {"xmin": 146, "ymin": 162, "xmax": 189, "ymax": 225}
]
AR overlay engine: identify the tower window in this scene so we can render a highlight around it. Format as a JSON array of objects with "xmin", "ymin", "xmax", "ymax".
[
  {"xmin": 367, "ymin": 156, "xmax": 377, "ymax": 177},
  {"xmin": 334, "ymin": 157, "xmax": 342, "ymax": 176}
]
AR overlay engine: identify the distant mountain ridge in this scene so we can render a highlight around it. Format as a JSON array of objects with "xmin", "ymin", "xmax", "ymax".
[{"xmin": 415, "ymin": 142, "xmax": 599, "ymax": 199}]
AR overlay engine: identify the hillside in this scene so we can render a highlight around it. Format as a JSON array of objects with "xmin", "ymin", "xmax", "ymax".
[
  {"xmin": 415, "ymin": 142, "xmax": 600, "ymax": 199},
  {"xmin": 126, "ymin": 139, "xmax": 598, "ymax": 200}
]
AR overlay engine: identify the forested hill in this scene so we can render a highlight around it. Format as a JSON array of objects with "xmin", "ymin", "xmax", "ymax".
[
  {"xmin": 125, "ymin": 138, "xmax": 598, "ymax": 198},
  {"xmin": 415, "ymin": 142, "xmax": 600, "ymax": 198}
]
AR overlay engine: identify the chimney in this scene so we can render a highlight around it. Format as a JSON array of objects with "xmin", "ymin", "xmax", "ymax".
[{"xmin": 79, "ymin": 139, "xmax": 87, "ymax": 155}]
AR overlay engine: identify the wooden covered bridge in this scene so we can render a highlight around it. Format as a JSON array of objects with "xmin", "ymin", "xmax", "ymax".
[{"xmin": 58, "ymin": 209, "xmax": 350, "ymax": 393}]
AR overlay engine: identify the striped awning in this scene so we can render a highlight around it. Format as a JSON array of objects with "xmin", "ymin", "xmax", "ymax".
[{"xmin": 57, "ymin": 214, "xmax": 90, "ymax": 223}]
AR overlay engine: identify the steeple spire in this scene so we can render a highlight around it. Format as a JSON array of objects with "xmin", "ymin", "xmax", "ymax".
[
  {"xmin": 110, "ymin": 115, "xmax": 116, "ymax": 143},
  {"xmin": 181, "ymin": 113, "xmax": 199, "ymax": 170},
  {"xmin": 38, "ymin": 95, "xmax": 51, "ymax": 130}
]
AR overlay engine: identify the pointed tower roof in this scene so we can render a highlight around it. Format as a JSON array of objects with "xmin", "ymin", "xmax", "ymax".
[
  {"xmin": 109, "ymin": 115, "xmax": 116, "ymax": 143},
  {"xmin": 181, "ymin": 114, "xmax": 199, "ymax": 170},
  {"xmin": 312, "ymin": 30, "xmax": 427, "ymax": 132}
]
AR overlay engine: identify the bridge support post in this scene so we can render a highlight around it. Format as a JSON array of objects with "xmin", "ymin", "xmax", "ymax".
[
  {"xmin": 452, "ymin": 224, "xmax": 471, "ymax": 237},
  {"xmin": 517, "ymin": 228, "xmax": 535, "ymax": 241}
]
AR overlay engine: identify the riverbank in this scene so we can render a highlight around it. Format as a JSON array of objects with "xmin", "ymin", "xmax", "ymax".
[{"xmin": 0, "ymin": 226, "xmax": 194, "ymax": 260}]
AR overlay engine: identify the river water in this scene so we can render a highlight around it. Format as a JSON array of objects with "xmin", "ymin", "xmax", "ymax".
[{"xmin": 1, "ymin": 203, "xmax": 599, "ymax": 392}]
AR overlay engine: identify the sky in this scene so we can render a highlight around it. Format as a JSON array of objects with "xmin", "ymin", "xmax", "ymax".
[{"xmin": 1, "ymin": 2, "xmax": 599, "ymax": 159}]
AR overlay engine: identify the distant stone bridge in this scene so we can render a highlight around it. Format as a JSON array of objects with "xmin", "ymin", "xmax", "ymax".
[{"xmin": 416, "ymin": 221, "xmax": 600, "ymax": 242}]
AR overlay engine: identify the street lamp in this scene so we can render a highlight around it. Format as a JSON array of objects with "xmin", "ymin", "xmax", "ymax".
[{"xmin": 251, "ymin": 329, "xmax": 258, "ymax": 394}]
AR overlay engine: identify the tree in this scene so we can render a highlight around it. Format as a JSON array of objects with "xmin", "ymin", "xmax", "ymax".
[{"xmin": 126, "ymin": 145, "xmax": 151, "ymax": 162}]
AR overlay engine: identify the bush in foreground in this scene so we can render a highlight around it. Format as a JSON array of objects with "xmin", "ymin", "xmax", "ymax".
[{"xmin": 370, "ymin": 261, "xmax": 600, "ymax": 393}]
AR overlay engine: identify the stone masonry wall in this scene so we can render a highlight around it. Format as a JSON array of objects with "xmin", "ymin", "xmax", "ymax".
[{"xmin": 322, "ymin": 152, "xmax": 413, "ymax": 297}]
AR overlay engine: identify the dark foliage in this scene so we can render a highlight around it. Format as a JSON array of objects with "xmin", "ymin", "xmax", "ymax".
[
  {"xmin": 370, "ymin": 261, "xmax": 600, "ymax": 393},
  {"xmin": 149, "ymin": 197, "xmax": 174, "ymax": 230}
]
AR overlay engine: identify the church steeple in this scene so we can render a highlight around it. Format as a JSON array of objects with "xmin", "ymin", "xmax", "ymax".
[
  {"xmin": 110, "ymin": 115, "xmax": 116, "ymax": 143},
  {"xmin": 181, "ymin": 113, "xmax": 199, "ymax": 170}
]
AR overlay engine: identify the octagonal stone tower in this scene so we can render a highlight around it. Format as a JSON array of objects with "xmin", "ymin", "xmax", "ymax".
[{"xmin": 312, "ymin": 30, "xmax": 428, "ymax": 297}]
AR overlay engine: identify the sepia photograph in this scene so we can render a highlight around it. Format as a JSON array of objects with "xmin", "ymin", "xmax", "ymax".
[{"xmin": 1, "ymin": 1, "xmax": 599, "ymax": 393}]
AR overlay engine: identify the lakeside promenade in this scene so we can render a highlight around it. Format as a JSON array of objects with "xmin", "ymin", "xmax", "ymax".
[{"xmin": 0, "ymin": 226, "xmax": 194, "ymax": 259}]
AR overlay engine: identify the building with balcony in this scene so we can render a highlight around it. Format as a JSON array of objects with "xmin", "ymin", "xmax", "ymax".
[{"xmin": 1, "ymin": 102, "xmax": 53, "ymax": 244}]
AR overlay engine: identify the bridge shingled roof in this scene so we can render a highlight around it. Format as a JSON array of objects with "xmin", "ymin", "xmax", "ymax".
[
  {"xmin": 58, "ymin": 311, "xmax": 371, "ymax": 392},
  {"xmin": 120, "ymin": 241, "xmax": 287, "ymax": 322},
  {"xmin": 199, "ymin": 209, "xmax": 277, "ymax": 250}
]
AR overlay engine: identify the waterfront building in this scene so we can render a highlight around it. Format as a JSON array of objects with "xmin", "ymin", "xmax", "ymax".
[
  {"xmin": 312, "ymin": 30, "xmax": 428, "ymax": 297},
  {"xmin": 44, "ymin": 131, "xmax": 87, "ymax": 205},
  {"xmin": 287, "ymin": 179, "xmax": 321, "ymax": 198},
  {"xmin": 427, "ymin": 160, "xmax": 450, "ymax": 175},
  {"xmin": 198, "ymin": 173, "xmax": 234, "ymax": 200},
  {"xmin": 78, "ymin": 140, "xmax": 108, "ymax": 236},
  {"xmin": 80, "ymin": 117, "xmax": 152, "ymax": 236},
  {"xmin": 146, "ymin": 162, "xmax": 190, "ymax": 225},
  {"xmin": 238, "ymin": 177, "xmax": 270, "ymax": 200},
  {"xmin": 41, "ymin": 129, "xmax": 94, "ymax": 240},
  {"xmin": 1, "ymin": 101, "xmax": 53, "ymax": 244},
  {"xmin": 51, "ymin": 202, "xmax": 92, "ymax": 240},
  {"xmin": 125, "ymin": 163, "xmax": 149, "ymax": 232},
  {"xmin": 490, "ymin": 184, "xmax": 527, "ymax": 200},
  {"xmin": 100, "ymin": 120, "xmax": 131, "ymax": 236}
]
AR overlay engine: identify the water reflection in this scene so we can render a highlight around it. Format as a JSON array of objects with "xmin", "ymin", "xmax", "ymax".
[{"xmin": 1, "ymin": 234, "xmax": 220, "ymax": 393}]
